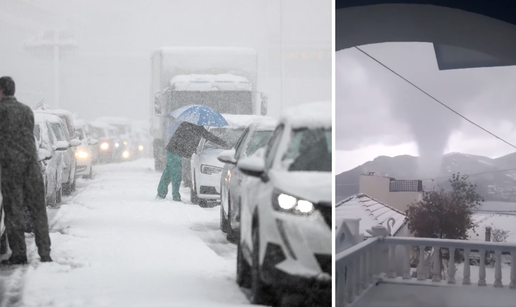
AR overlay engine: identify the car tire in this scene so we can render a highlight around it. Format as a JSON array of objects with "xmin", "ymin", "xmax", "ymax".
[
  {"xmin": 198, "ymin": 199, "xmax": 208, "ymax": 208},
  {"xmin": 85, "ymin": 166, "xmax": 93, "ymax": 179},
  {"xmin": 47, "ymin": 181, "xmax": 57, "ymax": 208},
  {"xmin": 56, "ymin": 180, "xmax": 62, "ymax": 204},
  {"xmin": 190, "ymin": 187, "xmax": 199, "ymax": 205},
  {"xmin": 236, "ymin": 241, "xmax": 251, "ymax": 288},
  {"xmin": 220, "ymin": 202, "xmax": 228, "ymax": 233},
  {"xmin": 226, "ymin": 194, "xmax": 237, "ymax": 243},
  {"xmin": 250, "ymin": 226, "xmax": 274, "ymax": 305}
]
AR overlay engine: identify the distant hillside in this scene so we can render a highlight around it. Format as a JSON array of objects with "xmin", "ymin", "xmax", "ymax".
[{"xmin": 336, "ymin": 152, "xmax": 516, "ymax": 203}]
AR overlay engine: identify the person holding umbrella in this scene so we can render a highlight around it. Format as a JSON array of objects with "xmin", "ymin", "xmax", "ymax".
[{"xmin": 156, "ymin": 110, "xmax": 230, "ymax": 202}]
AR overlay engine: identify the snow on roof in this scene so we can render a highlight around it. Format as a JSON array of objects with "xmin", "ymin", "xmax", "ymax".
[
  {"xmin": 281, "ymin": 101, "xmax": 332, "ymax": 129},
  {"xmin": 34, "ymin": 112, "xmax": 63, "ymax": 124},
  {"xmin": 170, "ymin": 74, "xmax": 251, "ymax": 91},
  {"xmin": 88, "ymin": 121, "xmax": 112, "ymax": 128},
  {"xmin": 469, "ymin": 213, "xmax": 516, "ymax": 243},
  {"xmin": 222, "ymin": 114, "xmax": 276, "ymax": 128},
  {"xmin": 336, "ymin": 194, "xmax": 407, "ymax": 237},
  {"xmin": 95, "ymin": 117, "xmax": 131, "ymax": 125}
]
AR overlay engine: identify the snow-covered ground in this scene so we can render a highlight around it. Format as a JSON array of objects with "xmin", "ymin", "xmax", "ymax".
[{"xmin": 1, "ymin": 159, "xmax": 260, "ymax": 307}]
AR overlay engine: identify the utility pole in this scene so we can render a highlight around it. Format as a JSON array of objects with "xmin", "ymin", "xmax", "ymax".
[{"xmin": 25, "ymin": 29, "xmax": 77, "ymax": 109}]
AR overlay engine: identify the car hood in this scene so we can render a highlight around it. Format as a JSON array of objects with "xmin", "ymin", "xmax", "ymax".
[
  {"xmin": 198, "ymin": 149, "xmax": 225, "ymax": 168},
  {"xmin": 269, "ymin": 170, "xmax": 331, "ymax": 205}
]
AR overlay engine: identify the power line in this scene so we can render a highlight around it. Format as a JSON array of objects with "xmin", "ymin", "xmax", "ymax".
[{"xmin": 354, "ymin": 46, "xmax": 516, "ymax": 151}]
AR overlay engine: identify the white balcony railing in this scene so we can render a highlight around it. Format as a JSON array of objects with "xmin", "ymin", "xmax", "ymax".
[{"xmin": 336, "ymin": 234, "xmax": 516, "ymax": 307}]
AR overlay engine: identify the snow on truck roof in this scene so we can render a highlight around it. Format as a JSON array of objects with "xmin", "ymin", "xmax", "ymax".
[
  {"xmin": 222, "ymin": 114, "xmax": 276, "ymax": 129},
  {"xmin": 281, "ymin": 101, "xmax": 332, "ymax": 129}
]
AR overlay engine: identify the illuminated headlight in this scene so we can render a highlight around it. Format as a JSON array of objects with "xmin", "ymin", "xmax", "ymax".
[
  {"xmin": 115, "ymin": 143, "xmax": 120, "ymax": 148},
  {"xmin": 138, "ymin": 145, "xmax": 144, "ymax": 151},
  {"xmin": 76, "ymin": 151, "xmax": 89, "ymax": 159},
  {"xmin": 122, "ymin": 151, "xmax": 130, "ymax": 159},
  {"xmin": 200, "ymin": 164, "xmax": 223, "ymax": 175},
  {"xmin": 272, "ymin": 190, "xmax": 314, "ymax": 214},
  {"xmin": 100, "ymin": 142, "xmax": 109, "ymax": 150},
  {"xmin": 123, "ymin": 141, "xmax": 128, "ymax": 145}
]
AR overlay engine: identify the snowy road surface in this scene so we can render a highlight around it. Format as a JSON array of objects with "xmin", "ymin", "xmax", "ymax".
[{"xmin": 1, "ymin": 159, "xmax": 262, "ymax": 307}]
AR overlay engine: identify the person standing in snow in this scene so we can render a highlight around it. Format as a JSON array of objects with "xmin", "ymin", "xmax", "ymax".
[
  {"xmin": 157, "ymin": 120, "xmax": 229, "ymax": 202},
  {"xmin": 0, "ymin": 76, "xmax": 52, "ymax": 265}
]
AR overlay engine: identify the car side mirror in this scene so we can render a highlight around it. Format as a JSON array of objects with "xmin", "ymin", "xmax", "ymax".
[
  {"xmin": 237, "ymin": 156, "xmax": 266, "ymax": 179},
  {"xmin": 88, "ymin": 138, "xmax": 98, "ymax": 145},
  {"xmin": 38, "ymin": 149, "xmax": 52, "ymax": 162},
  {"xmin": 54, "ymin": 141, "xmax": 69, "ymax": 151},
  {"xmin": 217, "ymin": 149, "xmax": 236, "ymax": 165},
  {"xmin": 69, "ymin": 138, "xmax": 82, "ymax": 147}
]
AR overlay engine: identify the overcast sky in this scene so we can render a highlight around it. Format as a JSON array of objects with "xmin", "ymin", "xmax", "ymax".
[
  {"xmin": 336, "ymin": 42, "xmax": 516, "ymax": 174},
  {"xmin": 1, "ymin": 0, "xmax": 331, "ymax": 122}
]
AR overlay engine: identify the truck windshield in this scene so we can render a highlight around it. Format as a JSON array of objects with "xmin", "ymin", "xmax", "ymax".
[
  {"xmin": 168, "ymin": 91, "xmax": 253, "ymax": 115},
  {"xmin": 205, "ymin": 128, "xmax": 245, "ymax": 150}
]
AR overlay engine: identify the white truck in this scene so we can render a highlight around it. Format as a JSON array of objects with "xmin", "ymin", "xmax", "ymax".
[{"xmin": 150, "ymin": 47, "xmax": 268, "ymax": 171}]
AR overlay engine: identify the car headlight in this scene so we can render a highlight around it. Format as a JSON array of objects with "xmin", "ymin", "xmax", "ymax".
[
  {"xmin": 201, "ymin": 164, "xmax": 223, "ymax": 175},
  {"xmin": 115, "ymin": 143, "xmax": 120, "ymax": 148},
  {"xmin": 138, "ymin": 145, "xmax": 144, "ymax": 151},
  {"xmin": 123, "ymin": 141, "xmax": 128, "ymax": 145},
  {"xmin": 272, "ymin": 190, "xmax": 314, "ymax": 215},
  {"xmin": 76, "ymin": 151, "xmax": 89, "ymax": 159},
  {"xmin": 100, "ymin": 142, "xmax": 109, "ymax": 150},
  {"xmin": 122, "ymin": 151, "xmax": 130, "ymax": 158}
]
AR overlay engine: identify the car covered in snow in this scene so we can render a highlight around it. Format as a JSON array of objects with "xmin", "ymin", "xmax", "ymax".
[
  {"xmin": 87, "ymin": 121, "xmax": 119, "ymax": 164},
  {"xmin": 96, "ymin": 117, "xmax": 137, "ymax": 162},
  {"xmin": 36, "ymin": 111, "xmax": 82, "ymax": 195},
  {"xmin": 218, "ymin": 119, "xmax": 277, "ymax": 242},
  {"xmin": 189, "ymin": 115, "xmax": 273, "ymax": 207},
  {"xmin": 235, "ymin": 101, "xmax": 332, "ymax": 305},
  {"xmin": 74, "ymin": 120, "xmax": 98, "ymax": 179},
  {"xmin": 34, "ymin": 113, "xmax": 68, "ymax": 207}
]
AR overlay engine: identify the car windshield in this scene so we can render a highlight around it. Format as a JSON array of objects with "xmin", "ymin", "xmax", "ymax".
[
  {"xmin": 205, "ymin": 128, "xmax": 245, "ymax": 150},
  {"xmin": 34, "ymin": 124, "xmax": 41, "ymax": 141},
  {"xmin": 89, "ymin": 127, "xmax": 106, "ymax": 138},
  {"xmin": 50, "ymin": 123, "xmax": 65, "ymax": 142},
  {"xmin": 246, "ymin": 130, "xmax": 273, "ymax": 156},
  {"xmin": 281, "ymin": 128, "xmax": 332, "ymax": 172}
]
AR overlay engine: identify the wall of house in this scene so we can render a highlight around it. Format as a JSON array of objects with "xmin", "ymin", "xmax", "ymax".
[{"xmin": 359, "ymin": 175, "xmax": 422, "ymax": 212}]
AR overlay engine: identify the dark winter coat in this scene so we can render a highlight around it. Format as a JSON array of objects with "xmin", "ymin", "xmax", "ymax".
[
  {"xmin": 165, "ymin": 121, "xmax": 229, "ymax": 158},
  {"xmin": 0, "ymin": 96, "xmax": 38, "ymax": 165}
]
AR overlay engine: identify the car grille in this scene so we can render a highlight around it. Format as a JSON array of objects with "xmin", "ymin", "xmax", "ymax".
[
  {"xmin": 316, "ymin": 203, "xmax": 331, "ymax": 227},
  {"xmin": 200, "ymin": 186, "xmax": 218, "ymax": 195},
  {"xmin": 315, "ymin": 253, "xmax": 332, "ymax": 275}
]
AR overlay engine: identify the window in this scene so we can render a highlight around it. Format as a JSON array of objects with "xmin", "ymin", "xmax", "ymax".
[
  {"xmin": 281, "ymin": 128, "xmax": 331, "ymax": 172},
  {"xmin": 89, "ymin": 127, "xmax": 106, "ymax": 139},
  {"xmin": 51, "ymin": 123, "xmax": 65, "ymax": 142},
  {"xmin": 205, "ymin": 128, "xmax": 245, "ymax": 150},
  {"xmin": 234, "ymin": 128, "xmax": 250, "ymax": 160},
  {"xmin": 265, "ymin": 125, "xmax": 284, "ymax": 170},
  {"xmin": 246, "ymin": 131, "xmax": 273, "ymax": 157}
]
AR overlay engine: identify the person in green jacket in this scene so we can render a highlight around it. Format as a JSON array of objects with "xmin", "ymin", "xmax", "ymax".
[{"xmin": 157, "ymin": 120, "xmax": 229, "ymax": 202}]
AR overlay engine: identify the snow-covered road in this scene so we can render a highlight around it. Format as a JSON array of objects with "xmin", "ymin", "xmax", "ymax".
[{"xmin": 2, "ymin": 159, "xmax": 259, "ymax": 307}]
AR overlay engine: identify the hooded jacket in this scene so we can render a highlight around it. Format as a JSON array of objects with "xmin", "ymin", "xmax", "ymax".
[
  {"xmin": 165, "ymin": 121, "xmax": 229, "ymax": 158},
  {"xmin": 0, "ymin": 96, "xmax": 38, "ymax": 166}
]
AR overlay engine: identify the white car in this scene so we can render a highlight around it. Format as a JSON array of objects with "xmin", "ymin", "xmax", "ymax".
[
  {"xmin": 34, "ymin": 113, "xmax": 67, "ymax": 207},
  {"xmin": 74, "ymin": 120, "xmax": 98, "ymax": 179},
  {"xmin": 236, "ymin": 101, "xmax": 332, "ymax": 305},
  {"xmin": 38, "ymin": 112, "xmax": 81, "ymax": 195},
  {"xmin": 218, "ymin": 120, "xmax": 277, "ymax": 242},
  {"xmin": 189, "ymin": 126, "xmax": 245, "ymax": 206}
]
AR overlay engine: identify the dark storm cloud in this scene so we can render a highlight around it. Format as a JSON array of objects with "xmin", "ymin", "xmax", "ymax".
[{"xmin": 336, "ymin": 42, "xmax": 516, "ymax": 158}]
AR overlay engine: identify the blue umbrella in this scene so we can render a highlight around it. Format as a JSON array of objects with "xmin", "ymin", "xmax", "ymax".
[{"xmin": 169, "ymin": 105, "xmax": 229, "ymax": 127}]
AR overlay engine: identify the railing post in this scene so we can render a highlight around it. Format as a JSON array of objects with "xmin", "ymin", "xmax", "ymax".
[
  {"xmin": 463, "ymin": 248, "xmax": 471, "ymax": 285},
  {"xmin": 447, "ymin": 247, "xmax": 456, "ymax": 284},
  {"xmin": 388, "ymin": 244, "xmax": 396, "ymax": 278},
  {"xmin": 362, "ymin": 252, "xmax": 369, "ymax": 290},
  {"xmin": 510, "ymin": 251, "xmax": 516, "ymax": 289},
  {"xmin": 368, "ymin": 249, "xmax": 374, "ymax": 284},
  {"xmin": 478, "ymin": 250, "xmax": 487, "ymax": 286},
  {"xmin": 355, "ymin": 257, "xmax": 362, "ymax": 296},
  {"xmin": 346, "ymin": 260, "xmax": 354, "ymax": 304},
  {"xmin": 337, "ymin": 261, "xmax": 346, "ymax": 307},
  {"xmin": 403, "ymin": 245, "xmax": 411, "ymax": 279},
  {"xmin": 432, "ymin": 247, "xmax": 441, "ymax": 282},
  {"xmin": 417, "ymin": 245, "xmax": 426, "ymax": 281},
  {"xmin": 494, "ymin": 250, "xmax": 503, "ymax": 288}
]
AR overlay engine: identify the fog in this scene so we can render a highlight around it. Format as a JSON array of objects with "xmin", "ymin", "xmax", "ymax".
[{"xmin": 1, "ymin": 0, "xmax": 331, "ymax": 121}]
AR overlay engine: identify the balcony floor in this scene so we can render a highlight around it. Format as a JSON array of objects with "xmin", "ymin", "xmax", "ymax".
[{"xmin": 354, "ymin": 281, "xmax": 516, "ymax": 307}]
